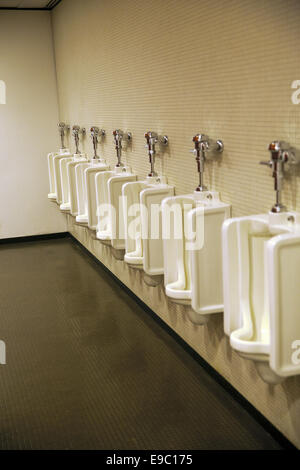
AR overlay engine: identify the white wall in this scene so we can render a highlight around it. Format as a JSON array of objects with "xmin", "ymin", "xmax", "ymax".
[{"xmin": 0, "ymin": 11, "xmax": 66, "ymax": 239}]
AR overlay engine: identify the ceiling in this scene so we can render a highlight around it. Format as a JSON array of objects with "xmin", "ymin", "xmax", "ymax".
[{"xmin": 0, "ymin": 0, "xmax": 60, "ymax": 9}]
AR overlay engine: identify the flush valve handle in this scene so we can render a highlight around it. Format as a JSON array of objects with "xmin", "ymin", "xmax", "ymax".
[{"xmin": 159, "ymin": 135, "xmax": 169, "ymax": 146}]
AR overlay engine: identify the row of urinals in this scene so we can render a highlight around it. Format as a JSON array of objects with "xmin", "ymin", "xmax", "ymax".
[{"xmin": 48, "ymin": 123, "xmax": 300, "ymax": 384}]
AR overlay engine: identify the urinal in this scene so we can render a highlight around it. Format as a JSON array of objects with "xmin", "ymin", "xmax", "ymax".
[
  {"xmin": 54, "ymin": 151, "xmax": 74, "ymax": 205},
  {"xmin": 163, "ymin": 134, "xmax": 230, "ymax": 323},
  {"xmin": 223, "ymin": 141, "xmax": 300, "ymax": 384},
  {"xmin": 122, "ymin": 131, "xmax": 174, "ymax": 286},
  {"xmin": 51, "ymin": 124, "xmax": 86, "ymax": 209},
  {"xmin": 47, "ymin": 122, "xmax": 71, "ymax": 201},
  {"xmin": 95, "ymin": 130, "xmax": 137, "ymax": 253},
  {"xmin": 61, "ymin": 125, "xmax": 88, "ymax": 216},
  {"xmin": 75, "ymin": 127, "xmax": 109, "ymax": 225},
  {"xmin": 60, "ymin": 152, "xmax": 87, "ymax": 212},
  {"xmin": 84, "ymin": 127, "xmax": 113, "ymax": 230},
  {"xmin": 48, "ymin": 149, "xmax": 71, "ymax": 200}
]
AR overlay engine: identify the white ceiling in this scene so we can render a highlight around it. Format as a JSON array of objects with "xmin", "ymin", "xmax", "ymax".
[{"xmin": 0, "ymin": 0, "xmax": 57, "ymax": 8}]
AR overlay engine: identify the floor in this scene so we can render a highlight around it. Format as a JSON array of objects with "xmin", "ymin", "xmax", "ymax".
[{"xmin": 0, "ymin": 237, "xmax": 283, "ymax": 450}]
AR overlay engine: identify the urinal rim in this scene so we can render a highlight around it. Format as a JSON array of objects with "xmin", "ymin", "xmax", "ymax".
[
  {"xmin": 60, "ymin": 202, "xmax": 71, "ymax": 212},
  {"xmin": 76, "ymin": 214, "xmax": 88, "ymax": 224},
  {"xmin": 124, "ymin": 254, "xmax": 144, "ymax": 267},
  {"xmin": 165, "ymin": 285, "xmax": 192, "ymax": 300},
  {"xmin": 230, "ymin": 330, "xmax": 270, "ymax": 356},
  {"xmin": 96, "ymin": 229, "xmax": 113, "ymax": 240}
]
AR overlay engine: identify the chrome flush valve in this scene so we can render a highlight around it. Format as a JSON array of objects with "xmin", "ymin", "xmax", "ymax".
[
  {"xmin": 260, "ymin": 141, "xmax": 300, "ymax": 213},
  {"xmin": 144, "ymin": 131, "xmax": 168, "ymax": 177},
  {"xmin": 72, "ymin": 125, "xmax": 86, "ymax": 155},
  {"xmin": 58, "ymin": 122, "xmax": 70, "ymax": 149},
  {"xmin": 191, "ymin": 134, "xmax": 224, "ymax": 192},
  {"xmin": 90, "ymin": 127, "xmax": 105, "ymax": 159},
  {"xmin": 113, "ymin": 130, "xmax": 132, "ymax": 167}
]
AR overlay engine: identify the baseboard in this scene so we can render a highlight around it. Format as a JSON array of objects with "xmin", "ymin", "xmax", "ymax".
[{"xmin": 0, "ymin": 232, "xmax": 69, "ymax": 245}]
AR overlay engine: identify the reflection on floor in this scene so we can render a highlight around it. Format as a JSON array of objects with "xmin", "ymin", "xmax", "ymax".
[{"xmin": 0, "ymin": 237, "xmax": 282, "ymax": 449}]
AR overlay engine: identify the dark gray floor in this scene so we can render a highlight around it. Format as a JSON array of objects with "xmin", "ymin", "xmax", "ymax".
[{"xmin": 0, "ymin": 238, "xmax": 282, "ymax": 450}]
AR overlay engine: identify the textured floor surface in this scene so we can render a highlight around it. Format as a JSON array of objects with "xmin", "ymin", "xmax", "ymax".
[{"xmin": 0, "ymin": 238, "xmax": 283, "ymax": 450}]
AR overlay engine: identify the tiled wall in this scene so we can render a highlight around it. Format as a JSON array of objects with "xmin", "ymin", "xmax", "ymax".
[{"xmin": 52, "ymin": 0, "xmax": 300, "ymax": 447}]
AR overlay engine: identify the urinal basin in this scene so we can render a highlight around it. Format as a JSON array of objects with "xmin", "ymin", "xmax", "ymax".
[
  {"xmin": 76, "ymin": 160, "xmax": 109, "ymax": 225},
  {"xmin": 52, "ymin": 150, "xmax": 72, "ymax": 204},
  {"xmin": 47, "ymin": 149, "xmax": 70, "ymax": 200},
  {"xmin": 47, "ymin": 152, "xmax": 57, "ymax": 199},
  {"xmin": 96, "ymin": 171, "xmax": 115, "ymax": 242},
  {"xmin": 122, "ymin": 177, "xmax": 174, "ymax": 274},
  {"xmin": 95, "ymin": 167, "xmax": 137, "ymax": 248},
  {"xmin": 59, "ymin": 155, "xmax": 73, "ymax": 211},
  {"xmin": 223, "ymin": 211, "xmax": 300, "ymax": 379},
  {"xmin": 163, "ymin": 191, "xmax": 230, "ymax": 312},
  {"xmin": 67, "ymin": 154, "xmax": 87, "ymax": 216},
  {"xmin": 122, "ymin": 181, "xmax": 148, "ymax": 266},
  {"xmin": 163, "ymin": 194, "xmax": 195, "ymax": 303}
]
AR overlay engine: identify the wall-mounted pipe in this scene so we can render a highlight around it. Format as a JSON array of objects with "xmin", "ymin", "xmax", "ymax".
[
  {"xmin": 260, "ymin": 141, "xmax": 300, "ymax": 213},
  {"xmin": 90, "ymin": 126, "xmax": 105, "ymax": 159},
  {"xmin": 113, "ymin": 129, "xmax": 132, "ymax": 167},
  {"xmin": 72, "ymin": 125, "xmax": 86, "ymax": 154},
  {"xmin": 190, "ymin": 134, "xmax": 223, "ymax": 192},
  {"xmin": 58, "ymin": 122, "xmax": 70, "ymax": 149},
  {"xmin": 144, "ymin": 131, "xmax": 168, "ymax": 177}
]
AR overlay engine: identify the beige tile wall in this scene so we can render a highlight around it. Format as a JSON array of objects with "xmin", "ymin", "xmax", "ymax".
[{"xmin": 52, "ymin": 0, "xmax": 300, "ymax": 447}]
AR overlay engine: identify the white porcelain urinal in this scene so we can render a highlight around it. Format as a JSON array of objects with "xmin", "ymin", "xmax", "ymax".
[
  {"xmin": 223, "ymin": 211, "xmax": 300, "ymax": 384},
  {"xmin": 74, "ymin": 126, "xmax": 109, "ymax": 225},
  {"xmin": 47, "ymin": 148, "xmax": 71, "ymax": 201},
  {"xmin": 162, "ymin": 191, "xmax": 230, "ymax": 322},
  {"xmin": 95, "ymin": 167, "xmax": 137, "ymax": 247},
  {"xmin": 60, "ymin": 153, "xmax": 87, "ymax": 212},
  {"xmin": 58, "ymin": 154, "xmax": 73, "ymax": 209},
  {"xmin": 65, "ymin": 124, "xmax": 88, "ymax": 217},
  {"xmin": 123, "ymin": 175, "xmax": 174, "ymax": 285},
  {"xmin": 48, "ymin": 122, "xmax": 71, "ymax": 200},
  {"xmin": 76, "ymin": 158, "xmax": 109, "ymax": 225},
  {"xmin": 162, "ymin": 133, "xmax": 230, "ymax": 323},
  {"xmin": 223, "ymin": 141, "xmax": 300, "ymax": 384},
  {"xmin": 94, "ymin": 130, "xmax": 137, "ymax": 256},
  {"xmin": 122, "ymin": 131, "xmax": 174, "ymax": 285}
]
